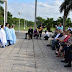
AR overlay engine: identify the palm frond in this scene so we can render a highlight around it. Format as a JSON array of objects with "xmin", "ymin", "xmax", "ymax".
[{"xmin": 60, "ymin": 2, "xmax": 65, "ymax": 13}]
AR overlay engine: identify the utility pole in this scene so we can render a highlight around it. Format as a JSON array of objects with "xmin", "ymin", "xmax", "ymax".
[
  {"xmin": 26, "ymin": 18, "xmax": 27, "ymax": 27},
  {"xmin": 24, "ymin": 19, "xmax": 25, "ymax": 29},
  {"xmin": 34, "ymin": 0, "xmax": 37, "ymax": 29},
  {"xmin": 2, "ymin": 0, "xmax": 7, "ymax": 27},
  {"xmin": 18, "ymin": 12, "xmax": 20, "ymax": 32}
]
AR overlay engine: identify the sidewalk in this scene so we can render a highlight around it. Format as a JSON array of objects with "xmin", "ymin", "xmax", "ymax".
[{"xmin": 0, "ymin": 32, "xmax": 72, "ymax": 72}]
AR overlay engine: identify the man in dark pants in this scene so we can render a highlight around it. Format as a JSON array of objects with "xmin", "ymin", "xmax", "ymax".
[
  {"xmin": 37, "ymin": 23, "xmax": 45, "ymax": 39},
  {"xmin": 61, "ymin": 46, "xmax": 72, "ymax": 67},
  {"xmin": 61, "ymin": 31, "xmax": 72, "ymax": 67},
  {"xmin": 51, "ymin": 30, "xmax": 63, "ymax": 50},
  {"xmin": 25, "ymin": 33, "xmax": 28, "ymax": 39},
  {"xmin": 28, "ymin": 26, "xmax": 33, "ymax": 40},
  {"xmin": 64, "ymin": 47, "xmax": 72, "ymax": 67}
]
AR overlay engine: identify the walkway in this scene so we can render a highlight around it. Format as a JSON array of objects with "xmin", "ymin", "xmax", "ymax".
[{"xmin": 0, "ymin": 32, "xmax": 72, "ymax": 72}]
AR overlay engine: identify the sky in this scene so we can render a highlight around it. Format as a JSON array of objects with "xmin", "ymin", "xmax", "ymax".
[{"xmin": 5, "ymin": 0, "xmax": 72, "ymax": 21}]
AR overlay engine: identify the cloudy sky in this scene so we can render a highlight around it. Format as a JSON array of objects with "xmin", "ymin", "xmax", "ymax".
[{"xmin": 6, "ymin": 0, "xmax": 72, "ymax": 21}]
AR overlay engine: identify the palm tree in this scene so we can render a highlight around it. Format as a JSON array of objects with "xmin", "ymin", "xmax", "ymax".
[
  {"xmin": 0, "ymin": 0, "xmax": 4, "ymax": 4},
  {"xmin": 60, "ymin": 0, "xmax": 72, "ymax": 31}
]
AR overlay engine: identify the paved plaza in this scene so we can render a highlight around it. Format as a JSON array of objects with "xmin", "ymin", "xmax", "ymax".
[{"xmin": 0, "ymin": 32, "xmax": 72, "ymax": 72}]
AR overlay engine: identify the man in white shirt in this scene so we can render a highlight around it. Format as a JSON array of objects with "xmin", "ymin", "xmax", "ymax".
[
  {"xmin": 0, "ymin": 25, "xmax": 1, "ymax": 42},
  {"xmin": 55, "ymin": 33, "xmax": 60, "ymax": 39},
  {"xmin": 0, "ymin": 25, "xmax": 7, "ymax": 48},
  {"xmin": 44, "ymin": 30, "xmax": 49, "ymax": 40},
  {"xmin": 51, "ymin": 30, "xmax": 61, "ymax": 50},
  {"xmin": 47, "ymin": 29, "xmax": 58, "ymax": 46},
  {"xmin": 67, "ymin": 26, "xmax": 72, "ymax": 31}
]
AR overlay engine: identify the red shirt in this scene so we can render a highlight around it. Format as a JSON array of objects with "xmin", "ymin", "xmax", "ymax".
[{"xmin": 64, "ymin": 36, "xmax": 70, "ymax": 42}]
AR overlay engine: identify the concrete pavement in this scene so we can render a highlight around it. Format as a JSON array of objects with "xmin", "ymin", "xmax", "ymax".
[{"xmin": 0, "ymin": 32, "xmax": 72, "ymax": 72}]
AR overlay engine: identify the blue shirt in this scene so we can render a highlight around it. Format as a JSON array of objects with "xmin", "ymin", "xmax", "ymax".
[
  {"xmin": 4, "ymin": 27, "xmax": 13, "ymax": 41},
  {"xmin": 58, "ymin": 26, "xmax": 63, "ymax": 30}
]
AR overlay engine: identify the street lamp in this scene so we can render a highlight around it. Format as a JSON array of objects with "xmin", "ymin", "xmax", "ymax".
[
  {"xmin": 26, "ymin": 20, "xmax": 27, "ymax": 27},
  {"xmin": 25, "ymin": 18, "xmax": 27, "ymax": 27},
  {"xmin": 24, "ymin": 19, "xmax": 25, "ymax": 29},
  {"xmin": 34, "ymin": 0, "xmax": 37, "ymax": 29},
  {"xmin": 18, "ymin": 12, "xmax": 20, "ymax": 32},
  {"xmin": 1, "ymin": 0, "xmax": 7, "ymax": 27}
]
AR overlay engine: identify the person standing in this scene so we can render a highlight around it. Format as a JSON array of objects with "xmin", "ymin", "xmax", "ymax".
[
  {"xmin": 37, "ymin": 23, "xmax": 45, "ymax": 39},
  {"xmin": 28, "ymin": 26, "xmax": 33, "ymax": 40},
  {"xmin": 0, "ymin": 25, "xmax": 7, "ymax": 48},
  {"xmin": 58, "ymin": 23, "xmax": 63, "ymax": 30},
  {"xmin": 4, "ymin": 23, "xmax": 13, "ymax": 46},
  {"xmin": 11, "ymin": 25, "xmax": 16, "ymax": 44},
  {"xmin": 9, "ymin": 25, "xmax": 16, "ymax": 45}
]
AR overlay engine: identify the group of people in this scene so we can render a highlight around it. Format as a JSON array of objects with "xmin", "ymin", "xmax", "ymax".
[
  {"xmin": 25, "ymin": 23, "xmax": 72, "ymax": 67},
  {"xmin": 0, "ymin": 23, "xmax": 16, "ymax": 48},
  {"xmin": 27, "ymin": 26, "xmax": 41, "ymax": 40},
  {"xmin": 25, "ymin": 23, "xmax": 49, "ymax": 40},
  {"xmin": 47, "ymin": 23, "xmax": 72, "ymax": 67}
]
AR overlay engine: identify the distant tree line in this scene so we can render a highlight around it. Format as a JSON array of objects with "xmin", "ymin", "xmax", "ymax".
[{"xmin": 0, "ymin": 0, "xmax": 72, "ymax": 30}]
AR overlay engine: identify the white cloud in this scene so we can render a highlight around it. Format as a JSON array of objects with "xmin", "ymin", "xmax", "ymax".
[{"xmin": 7, "ymin": 0, "xmax": 72, "ymax": 21}]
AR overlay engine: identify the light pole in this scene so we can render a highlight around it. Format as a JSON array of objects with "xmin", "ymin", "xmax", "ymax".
[
  {"xmin": 18, "ymin": 12, "xmax": 20, "ymax": 32},
  {"xmin": 2, "ymin": 0, "xmax": 7, "ymax": 27},
  {"xmin": 24, "ymin": 19, "xmax": 25, "ymax": 29},
  {"xmin": 26, "ymin": 20, "xmax": 27, "ymax": 27},
  {"xmin": 25, "ymin": 18, "xmax": 27, "ymax": 27},
  {"xmin": 34, "ymin": 0, "xmax": 37, "ymax": 29}
]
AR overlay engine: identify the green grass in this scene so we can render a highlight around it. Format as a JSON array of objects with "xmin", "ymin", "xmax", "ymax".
[
  {"xmin": 15, "ymin": 26, "xmax": 34, "ymax": 31},
  {"xmin": 15, "ymin": 26, "xmax": 68, "ymax": 31}
]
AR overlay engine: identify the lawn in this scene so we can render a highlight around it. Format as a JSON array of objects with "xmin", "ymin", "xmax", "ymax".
[
  {"xmin": 15, "ymin": 26, "xmax": 68, "ymax": 31},
  {"xmin": 15, "ymin": 26, "xmax": 55, "ymax": 31}
]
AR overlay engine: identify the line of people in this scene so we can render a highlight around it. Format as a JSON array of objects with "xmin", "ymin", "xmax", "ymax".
[
  {"xmin": 47, "ymin": 23, "xmax": 72, "ymax": 67},
  {"xmin": 25, "ymin": 25, "xmax": 49, "ymax": 40},
  {"xmin": 0, "ymin": 23, "xmax": 16, "ymax": 48}
]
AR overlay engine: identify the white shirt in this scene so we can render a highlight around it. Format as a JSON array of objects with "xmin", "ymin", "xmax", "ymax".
[
  {"xmin": 55, "ymin": 33, "xmax": 60, "ymax": 39},
  {"xmin": 67, "ymin": 28, "xmax": 72, "ymax": 31},
  {"xmin": 59, "ymin": 35, "xmax": 67, "ymax": 40},
  {"xmin": 0, "ymin": 29, "xmax": 1, "ymax": 40},
  {"xmin": 0, "ymin": 28, "xmax": 7, "ymax": 45},
  {"xmin": 44, "ymin": 32, "xmax": 50, "ymax": 37}
]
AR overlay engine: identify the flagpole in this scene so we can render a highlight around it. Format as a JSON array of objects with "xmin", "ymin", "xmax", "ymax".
[
  {"xmin": 3, "ymin": 0, "xmax": 7, "ymax": 27},
  {"xmin": 34, "ymin": 0, "xmax": 37, "ymax": 29}
]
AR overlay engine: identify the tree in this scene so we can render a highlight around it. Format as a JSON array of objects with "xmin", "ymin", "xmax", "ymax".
[
  {"xmin": 66, "ymin": 18, "xmax": 72, "ymax": 26},
  {"xmin": 0, "ymin": 0, "xmax": 4, "ymax": 24},
  {"xmin": 43, "ymin": 18, "xmax": 53, "ymax": 31},
  {"xmin": 0, "ymin": 0, "xmax": 4, "ymax": 4},
  {"xmin": 57, "ymin": 17, "xmax": 63, "ymax": 24},
  {"xmin": 12, "ymin": 17, "xmax": 19, "ymax": 26},
  {"xmin": 36, "ymin": 17, "xmax": 45, "ymax": 26},
  {"xmin": 7, "ymin": 11, "xmax": 13, "ymax": 25},
  {"xmin": 60, "ymin": 0, "xmax": 72, "ymax": 31},
  {"xmin": 27, "ymin": 21, "xmax": 34, "ymax": 27}
]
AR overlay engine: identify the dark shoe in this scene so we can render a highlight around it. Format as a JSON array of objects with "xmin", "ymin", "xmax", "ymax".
[
  {"xmin": 8, "ymin": 45, "xmax": 10, "ymax": 46},
  {"xmin": 61, "ymin": 60, "xmax": 68, "ymax": 63},
  {"xmin": 46, "ymin": 45, "xmax": 51, "ymax": 46},
  {"xmin": 55, "ymin": 53, "xmax": 58, "ymax": 55},
  {"xmin": 64, "ymin": 64, "xmax": 71, "ymax": 67},
  {"xmin": 52, "ymin": 49, "xmax": 55, "ymax": 50},
  {"xmin": 56, "ymin": 55, "xmax": 60, "ymax": 57},
  {"xmin": 9, "ymin": 44, "xmax": 12, "ymax": 45}
]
